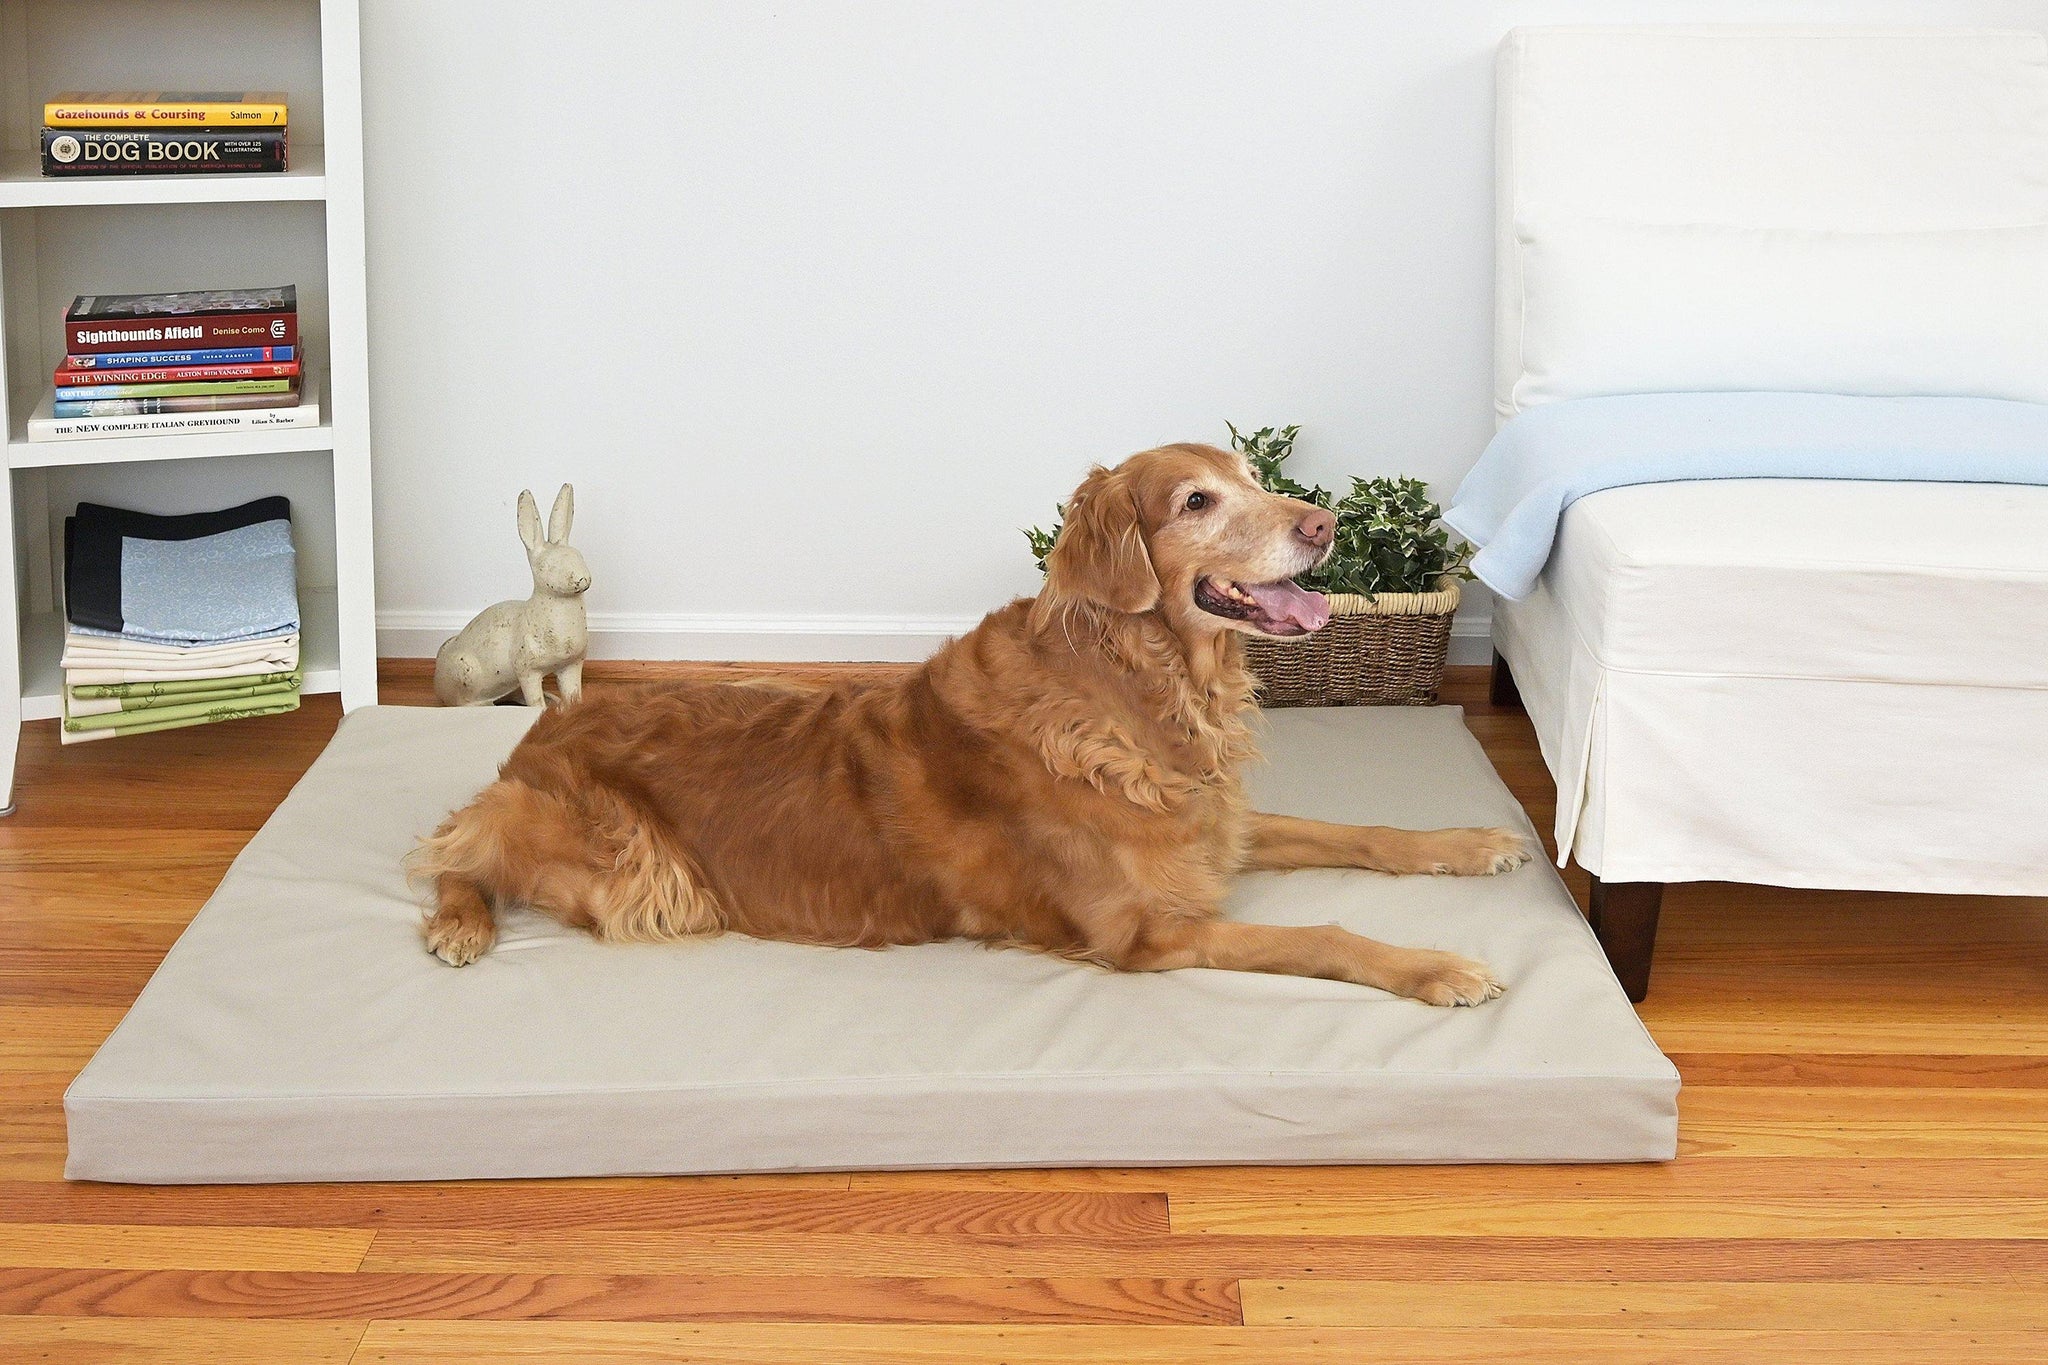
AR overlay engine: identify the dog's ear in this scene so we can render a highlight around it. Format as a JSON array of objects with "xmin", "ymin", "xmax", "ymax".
[{"xmin": 1039, "ymin": 465, "xmax": 1159, "ymax": 620}]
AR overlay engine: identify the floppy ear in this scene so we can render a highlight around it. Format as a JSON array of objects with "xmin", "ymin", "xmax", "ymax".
[
  {"xmin": 516, "ymin": 490, "xmax": 543, "ymax": 555},
  {"xmin": 1040, "ymin": 465, "xmax": 1159, "ymax": 618},
  {"xmin": 547, "ymin": 484, "xmax": 574, "ymax": 544}
]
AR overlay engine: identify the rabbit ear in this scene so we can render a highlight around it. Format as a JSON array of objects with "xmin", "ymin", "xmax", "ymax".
[
  {"xmin": 548, "ymin": 484, "xmax": 574, "ymax": 544},
  {"xmin": 517, "ymin": 490, "xmax": 543, "ymax": 554}
]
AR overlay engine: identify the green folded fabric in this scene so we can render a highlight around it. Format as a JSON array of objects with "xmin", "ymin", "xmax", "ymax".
[
  {"xmin": 68, "ymin": 669, "xmax": 302, "ymax": 700},
  {"xmin": 64, "ymin": 691, "xmax": 302, "ymax": 733},
  {"xmin": 71, "ymin": 701, "xmax": 304, "ymax": 743},
  {"xmin": 68, "ymin": 676, "xmax": 302, "ymax": 715}
]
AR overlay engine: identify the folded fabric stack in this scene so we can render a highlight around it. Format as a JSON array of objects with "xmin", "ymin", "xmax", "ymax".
[{"xmin": 61, "ymin": 496, "xmax": 304, "ymax": 744}]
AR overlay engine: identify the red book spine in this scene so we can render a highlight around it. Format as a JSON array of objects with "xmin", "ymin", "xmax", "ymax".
[
  {"xmin": 64, "ymin": 310, "xmax": 298, "ymax": 354},
  {"xmin": 53, "ymin": 359, "xmax": 301, "ymax": 385}
]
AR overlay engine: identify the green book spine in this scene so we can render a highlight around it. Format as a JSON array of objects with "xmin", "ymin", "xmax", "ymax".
[{"xmin": 53, "ymin": 379, "xmax": 294, "ymax": 400}]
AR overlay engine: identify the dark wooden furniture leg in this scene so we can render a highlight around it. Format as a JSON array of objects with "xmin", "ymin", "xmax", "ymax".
[
  {"xmin": 1489, "ymin": 649, "xmax": 1523, "ymax": 709},
  {"xmin": 1588, "ymin": 876, "xmax": 1664, "ymax": 1003}
]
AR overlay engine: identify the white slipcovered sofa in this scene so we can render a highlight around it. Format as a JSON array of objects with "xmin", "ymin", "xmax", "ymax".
[{"xmin": 1487, "ymin": 26, "xmax": 2048, "ymax": 998}]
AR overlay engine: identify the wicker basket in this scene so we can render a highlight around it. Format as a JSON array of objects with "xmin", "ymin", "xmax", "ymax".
[{"xmin": 1244, "ymin": 579, "xmax": 1461, "ymax": 707}]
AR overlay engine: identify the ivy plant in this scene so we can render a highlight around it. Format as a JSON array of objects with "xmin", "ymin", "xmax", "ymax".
[{"xmin": 1023, "ymin": 423, "xmax": 1472, "ymax": 598}]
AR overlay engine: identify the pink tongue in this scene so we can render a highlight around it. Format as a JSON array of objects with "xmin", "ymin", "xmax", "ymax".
[{"xmin": 1243, "ymin": 579, "xmax": 1330, "ymax": 631}]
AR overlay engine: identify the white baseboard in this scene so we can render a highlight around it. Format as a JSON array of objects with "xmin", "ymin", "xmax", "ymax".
[{"xmin": 379, "ymin": 609, "xmax": 1495, "ymax": 666}]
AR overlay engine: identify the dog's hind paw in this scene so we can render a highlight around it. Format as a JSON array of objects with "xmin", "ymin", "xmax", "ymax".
[{"xmin": 424, "ymin": 915, "xmax": 495, "ymax": 967}]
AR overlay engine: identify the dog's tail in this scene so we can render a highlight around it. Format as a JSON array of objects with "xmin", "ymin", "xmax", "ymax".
[
  {"xmin": 406, "ymin": 777, "xmax": 537, "ymax": 966},
  {"xmin": 407, "ymin": 775, "xmax": 724, "ymax": 966}
]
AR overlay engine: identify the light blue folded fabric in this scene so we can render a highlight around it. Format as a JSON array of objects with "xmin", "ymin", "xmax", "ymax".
[
  {"xmin": 91, "ymin": 519, "xmax": 301, "ymax": 646},
  {"xmin": 1445, "ymin": 392, "xmax": 2048, "ymax": 600}
]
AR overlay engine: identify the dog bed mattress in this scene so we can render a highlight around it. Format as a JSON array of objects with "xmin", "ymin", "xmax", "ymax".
[{"xmin": 65, "ymin": 704, "xmax": 1677, "ymax": 1181}]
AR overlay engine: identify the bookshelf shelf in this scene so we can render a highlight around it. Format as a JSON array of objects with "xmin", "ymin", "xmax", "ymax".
[
  {"xmin": 0, "ymin": 146, "xmax": 326, "ymax": 208},
  {"xmin": 0, "ymin": 0, "xmax": 375, "ymax": 809}
]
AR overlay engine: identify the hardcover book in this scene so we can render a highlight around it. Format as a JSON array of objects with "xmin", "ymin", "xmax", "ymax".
[
  {"xmin": 44, "ymin": 91, "xmax": 289, "ymax": 127},
  {"xmin": 54, "ymin": 379, "xmax": 295, "ymax": 402},
  {"xmin": 54, "ymin": 360, "xmax": 301, "ymax": 386},
  {"xmin": 27, "ymin": 374, "xmax": 322, "ymax": 443},
  {"xmin": 65, "ymin": 287, "xmax": 297, "ymax": 355},
  {"xmin": 42, "ymin": 128, "xmax": 286, "ymax": 176},
  {"xmin": 54, "ymin": 392, "xmax": 301, "ymax": 418},
  {"xmin": 61, "ymin": 346, "xmax": 296, "ymax": 369}
]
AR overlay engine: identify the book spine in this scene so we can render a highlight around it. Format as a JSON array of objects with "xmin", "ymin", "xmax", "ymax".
[
  {"xmin": 27, "ymin": 405, "xmax": 318, "ymax": 442},
  {"xmin": 54, "ymin": 379, "xmax": 295, "ymax": 401},
  {"xmin": 44, "ymin": 101, "xmax": 288, "ymax": 127},
  {"xmin": 54, "ymin": 393, "xmax": 301, "ymax": 417},
  {"xmin": 66, "ymin": 312, "xmax": 297, "ymax": 354},
  {"xmin": 41, "ymin": 128, "xmax": 286, "ymax": 176},
  {"xmin": 53, "ymin": 360, "xmax": 301, "ymax": 385},
  {"xmin": 61, "ymin": 346, "xmax": 295, "ymax": 369}
]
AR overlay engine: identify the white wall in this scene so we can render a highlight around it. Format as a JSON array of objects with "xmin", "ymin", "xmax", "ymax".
[{"xmin": 360, "ymin": 0, "xmax": 2042, "ymax": 661}]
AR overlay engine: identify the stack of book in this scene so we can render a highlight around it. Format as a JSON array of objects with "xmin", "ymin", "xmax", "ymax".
[
  {"xmin": 60, "ymin": 497, "xmax": 304, "ymax": 744},
  {"xmin": 29, "ymin": 285, "xmax": 318, "ymax": 443},
  {"xmin": 41, "ymin": 91, "xmax": 288, "ymax": 178}
]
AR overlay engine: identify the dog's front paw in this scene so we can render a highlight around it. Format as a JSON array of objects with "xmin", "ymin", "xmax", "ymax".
[
  {"xmin": 1426, "ymin": 827, "xmax": 1537, "ymax": 877},
  {"xmin": 1396, "ymin": 950, "xmax": 1505, "ymax": 1007}
]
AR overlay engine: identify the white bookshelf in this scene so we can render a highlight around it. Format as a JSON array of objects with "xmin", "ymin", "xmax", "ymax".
[{"xmin": 0, "ymin": 0, "xmax": 376, "ymax": 809}]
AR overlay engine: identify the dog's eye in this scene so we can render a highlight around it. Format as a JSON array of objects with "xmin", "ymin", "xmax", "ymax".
[{"xmin": 1185, "ymin": 491, "xmax": 1210, "ymax": 512}]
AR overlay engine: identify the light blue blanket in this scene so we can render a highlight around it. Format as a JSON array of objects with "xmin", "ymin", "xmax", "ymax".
[
  {"xmin": 70, "ymin": 519, "xmax": 300, "ymax": 646},
  {"xmin": 1445, "ymin": 392, "xmax": 2048, "ymax": 600}
]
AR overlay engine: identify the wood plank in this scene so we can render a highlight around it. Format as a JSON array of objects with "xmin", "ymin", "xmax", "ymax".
[
  {"xmin": 849, "ymin": 1157, "xmax": 2048, "ymax": 1194},
  {"xmin": 0, "ymin": 950, "xmax": 168, "ymax": 1005},
  {"xmin": 0, "ymin": 1316, "xmax": 362, "ymax": 1364},
  {"xmin": 0, "ymin": 1184, "xmax": 1162, "ymax": 1237},
  {"xmin": 360, "ymin": 1230, "xmax": 2048, "ymax": 1281},
  {"xmin": 0, "ymin": 1007, "xmax": 126, "ymax": 1070},
  {"xmin": 0, "ymin": 1144, "xmax": 69, "ymax": 1180},
  {"xmin": 347, "ymin": 1320, "xmax": 2048, "ymax": 1364},
  {"xmin": 0, "ymin": 1269, "xmax": 1238, "ymax": 1326},
  {"xmin": 1169, "ymin": 1188, "xmax": 2048, "ymax": 1239},
  {"xmin": 1640, "ymin": 1000, "xmax": 2048, "ymax": 1056},
  {"xmin": 1241, "ymin": 1278, "xmax": 2048, "ymax": 1328},
  {"xmin": 1680, "ymin": 1088, "xmax": 2048, "ymax": 1157},
  {"xmin": 1669, "ymin": 1053, "xmax": 2048, "ymax": 1088},
  {"xmin": 0, "ymin": 1225, "xmax": 375, "ymax": 1272}
]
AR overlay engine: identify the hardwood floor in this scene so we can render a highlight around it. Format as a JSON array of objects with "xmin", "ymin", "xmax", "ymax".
[{"xmin": 2, "ymin": 661, "xmax": 2043, "ymax": 1362}]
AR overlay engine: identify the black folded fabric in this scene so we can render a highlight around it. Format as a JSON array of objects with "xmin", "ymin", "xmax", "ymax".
[{"xmin": 63, "ymin": 495, "xmax": 292, "ymax": 634}]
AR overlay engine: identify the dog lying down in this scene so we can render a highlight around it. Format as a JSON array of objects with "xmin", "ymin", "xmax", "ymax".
[{"xmin": 413, "ymin": 443, "xmax": 1533, "ymax": 1005}]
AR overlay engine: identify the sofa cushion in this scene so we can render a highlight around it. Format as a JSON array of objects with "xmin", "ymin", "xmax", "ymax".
[
  {"xmin": 1545, "ymin": 479, "xmax": 2048, "ymax": 686},
  {"xmin": 1496, "ymin": 27, "xmax": 2048, "ymax": 416}
]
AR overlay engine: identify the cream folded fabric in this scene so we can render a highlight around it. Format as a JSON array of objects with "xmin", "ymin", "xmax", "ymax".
[
  {"xmin": 62, "ymin": 632, "xmax": 299, "ymax": 669},
  {"xmin": 63, "ymin": 656, "xmax": 302, "ymax": 687}
]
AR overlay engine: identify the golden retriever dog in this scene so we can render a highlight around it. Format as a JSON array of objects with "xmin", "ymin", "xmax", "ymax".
[{"xmin": 412, "ymin": 443, "xmax": 1531, "ymax": 1005}]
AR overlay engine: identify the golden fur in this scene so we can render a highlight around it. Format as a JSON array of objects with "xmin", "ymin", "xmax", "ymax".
[{"xmin": 412, "ymin": 443, "xmax": 1531, "ymax": 1005}]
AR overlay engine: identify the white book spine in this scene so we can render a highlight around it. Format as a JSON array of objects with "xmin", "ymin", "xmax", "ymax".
[{"xmin": 27, "ymin": 403, "xmax": 319, "ymax": 442}]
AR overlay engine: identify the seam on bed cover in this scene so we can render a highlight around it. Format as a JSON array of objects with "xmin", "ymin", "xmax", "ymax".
[{"xmin": 71, "ymin": 1059, "xmax": 1681, "ymax": 1105}]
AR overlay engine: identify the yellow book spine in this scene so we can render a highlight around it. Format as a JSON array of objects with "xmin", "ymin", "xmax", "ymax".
[{"xmin": 44, "ymin": 97, "xmax": 288, "ymax": 128}]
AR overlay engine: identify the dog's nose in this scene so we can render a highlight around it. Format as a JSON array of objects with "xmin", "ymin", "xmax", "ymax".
[{"xmin": 1295, "ymin": 508, "xmax": 1335, "ymax": 549}]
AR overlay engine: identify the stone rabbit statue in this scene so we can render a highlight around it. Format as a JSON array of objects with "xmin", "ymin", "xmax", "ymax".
[{"xmin": 434, "ymin": 485, "xmax": 591, "ymax": 707}]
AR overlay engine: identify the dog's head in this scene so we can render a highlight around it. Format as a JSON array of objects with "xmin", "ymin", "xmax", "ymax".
[{"xmin": 1036, "ymin": 443, "xmax": 1333, "ymax": 639}]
